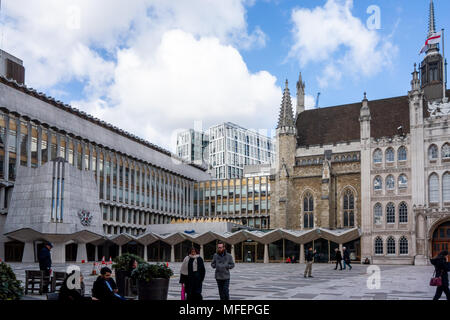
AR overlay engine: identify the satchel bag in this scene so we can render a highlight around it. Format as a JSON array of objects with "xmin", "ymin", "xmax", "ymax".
[
  {"xmin": 181, "ymin": 283, "xmax": 186, "ymax": 300},
  {"xmin": 429, "ymin": 270, "xmax": 442, "ymax": 287}
]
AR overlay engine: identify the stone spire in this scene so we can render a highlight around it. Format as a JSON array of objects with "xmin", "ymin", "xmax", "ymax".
[
  {"xmin": 296, "ymin": 72, "xmax": 305, "ymax": 116},
  {"xmin": 411, "ymin": 63, "xmax": 421, "ymax": 92},
  {"xmin": 360, "ymin": 92, "xmax": 371, "ymax": 121},
  {"xmin": 277, "ymin": 79, "xmax": 295, "ymax": 130},
  {"xmin": 428, "ymin": 0, "xmax": 436, "ymax": 38}
]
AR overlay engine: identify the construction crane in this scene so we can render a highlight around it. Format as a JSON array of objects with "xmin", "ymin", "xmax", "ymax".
[{"xmin": 315, "ymin": 92, "xmax": 321, "ymax": 109}]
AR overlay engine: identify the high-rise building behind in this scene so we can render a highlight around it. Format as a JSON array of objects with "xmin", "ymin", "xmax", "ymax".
[
  {"xmin": 176, "ymin": 129, "xmax": 209, "ymax": 166},
  {"xmin": 207, "ymin": 122, "xmax": 275, "ymax": 179}
]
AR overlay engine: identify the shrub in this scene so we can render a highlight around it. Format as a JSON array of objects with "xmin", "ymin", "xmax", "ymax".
[
  {"xmin": 0, "ymin": 262, "xmax": 23, "ymax": 300},
  {"xmin": 131, "ymin": 263, "xmax": 173, "ymax": 282},
  {"xmin": 112, "ymin": 253, "xmax": 145, "ymax": 272}
]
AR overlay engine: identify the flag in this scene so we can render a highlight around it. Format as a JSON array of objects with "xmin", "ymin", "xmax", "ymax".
[{"xmin": 420, "ymin": 31, "xmax": 443, "ymax": 54}]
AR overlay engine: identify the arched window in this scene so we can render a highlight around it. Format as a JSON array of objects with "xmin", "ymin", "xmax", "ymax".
[
  {"xmin": 343, "ymin": 189, "xmax": 355, "ymax": 227},
  {"xmin": 385, "ymin": 148, "xmax": 394, "ymax": 162},
  {"xmin": 443, "ymin": 172, "xmax": 450, "ymax": 202},
  {"xmin": 398, "ymin": 146, "xmax": 407, "ymax": 161},
  {"xmin": 373, "ymin": 149, "xmax": 382, "ymax": 164},
  {"xmin": 429, "ymin": 144, "xmax": 438, "ymax": 160},
  {"xmin": 386, "ymin": 175, "xmax": 395, "ymax": 190},
  {"xmin": 374, "ymin": 237, "xmax": 383, "ymax": 255},
  {"xmin": 374, "ymin": 176, "xmax": 382, "ymax": 191},
  {"xmin": 429, "ymin": 173, "xmax": 439, "ymax": 203},
  {"xmin": 399, "ymin": 237, "xmax": 408, "ymax": 255},
  {"xmin": 374, "ymin": 203, "xmax": 382, "ymax": 225},
  {"xmin": 442, "ymin": 143, "xmax": 450, "ymax": 159},
  {"xmin": 398, "ymin": 174, "xmax": 408, "ymax": 189},
  {"xmin": 399, "ymin": 202, "xmax": 408, "ymax": 223},
  {"xmin": 303, "ymin": 192, "xmax": 314, "ymax": 229},
  {"xmin": 386, "ymin": 203, "xmax": 395, "ymax": 223},
  {"xmin": 387, "ymin": 236, "xmax": 396, "ymax": 255}
]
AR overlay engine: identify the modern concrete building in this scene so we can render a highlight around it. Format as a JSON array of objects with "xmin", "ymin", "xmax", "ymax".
[{"xmin": 207, "ymin": 122, "xmax": 275, "ymax": 179}]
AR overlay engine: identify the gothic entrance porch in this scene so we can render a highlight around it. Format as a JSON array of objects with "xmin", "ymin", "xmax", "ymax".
[{"xmin": 432, "ymin": 221, "xmax": 450, "ymax": 257}]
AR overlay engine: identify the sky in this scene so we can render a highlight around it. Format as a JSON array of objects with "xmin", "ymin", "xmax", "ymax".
[{"xmin": 0, "ymin": 0, "xmax": 449, "ymax": 152}]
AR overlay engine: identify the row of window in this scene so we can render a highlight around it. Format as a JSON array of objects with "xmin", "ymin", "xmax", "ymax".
[
  {"xmin": 428, "ymin": 172, "xmax": 450, "ymax": 203},
  {"xmin": 373, "ymin": 202, "xmax": 408, "ymax": 224},
  {"xmin": 373, "ymin": 146, "xmax": 407, "ymax": 164},
  {"xmin": 428, "ymin": 143, "xmax": 450, "ymax": 160},
  {"xmin": 373, "ymin": 174, "xmax": 408, "ymax": 191},
  {"xmin": 374, "ymin": 236, "xmax": 408, "ymax": 255}
]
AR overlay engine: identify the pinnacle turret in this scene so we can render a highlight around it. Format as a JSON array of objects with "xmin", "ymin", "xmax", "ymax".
[{"xmin": 277, "ymin": 80, "xmax": 295, "ymax": 129}]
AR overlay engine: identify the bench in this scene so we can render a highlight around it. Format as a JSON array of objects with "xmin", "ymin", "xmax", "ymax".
[
  {"xmin": 51, "ymin": 271, "xmax": 67, "ymax": 293},
  {"xmin": 25, "ymin": 270, "xmax": 51, "ymax": 295}
]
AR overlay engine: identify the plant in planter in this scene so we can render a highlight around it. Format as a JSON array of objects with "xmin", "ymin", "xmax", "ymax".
[
  {"xmin": 112, "ymin": 253, "xmax": 145, "ymax": 296},
  {"xmin": 0, "ymin": 262, "xmax": 24, "ymax": 300},
  {"xmin": 131, "ymin": 263, "xmax": 173, "ymax": 300}
]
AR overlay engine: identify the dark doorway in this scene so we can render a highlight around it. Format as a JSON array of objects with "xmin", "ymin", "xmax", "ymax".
[
  {"xmin": 314, "ymin": 238, "xmax": 329, "ymax": 263},
  {"xmin": 4, "ymin": 241, "xmax": 24, "ymax": 262},
  {"xmin": 86, "ymin": 243, "xmax": 96, "ymax": 262},
  {"xmin": 65, "ymin": 243, "xmax": 78, "ymax": 262}
]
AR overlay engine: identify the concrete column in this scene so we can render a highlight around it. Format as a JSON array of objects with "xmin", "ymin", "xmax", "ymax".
[
  {"xmin": 26, "ymin": 120, "xmax": 32, "ymax": 167},
  {"xmin": 73, "ymin": 140, "xmax": 78, "ymax": 169},
  {"xmin": 118, "ymin": 245, "xmax": 122, "ymax": 256},
  {"xmin": 22, "ymin": 242, "xmax": 35, "ymax": 263},
  {"xmin": 170, "ymin": 245, "xmax": 175, "ymax": 263},
  {"xmin": 52, "ymin": 243, "xmax": 66, "ymax": 264},
  {"xmin": 3, "ymin": 114, "xmax": 9, "ymax": 180},
  {"xmin": 94, "ymin": 245, "xmax": 98, "ymax": 261},
  {"xmin": 143, "ymin": 245, "xmax": 148, "ymax": 261},
  {"xmin": 339, "ymin": 243, "xmax": 343, "ymax": 252},
  {"xmin": 77, "ymin": 243, "xmax": 88, "ymax": 262},
  {"xmin": 81, "ymin": 143, "xmax": 86, "ymax": 171},
  {"xmin": 200, "ymin": 244, "xmax": 204, "ymax": 259},
  {"xmin": 37, "ymin": 125, "xmax": 42, "ymax": 166},
  {"xmin": 300, "ymin": 244, "xmax": 305, "ymax": 264},
  {"xmin": 231, "ymin": 244, "xmax": 236, "ymax": 261},
  {"xmin": 264, "ymin": 243, "xmax": 269, "ymax": 264},
  {"xmin": 15, "ymin": 117, "xmax": 21, "ymax": 170},
  {"xmin": 109, "ymin": 153, "xmax": 114, "ymax": 201}
]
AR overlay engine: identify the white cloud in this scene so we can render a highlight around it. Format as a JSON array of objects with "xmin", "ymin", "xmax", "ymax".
[
  {"xmin": 1, "ymin": 0, "xmax": 277, "ymax": 150},
  {"xmin": 305, "ymin": 94, "xmax": 316, "ymax": 110},
  {"xmin": 289, "ymin": 0, "xmax": 398, "ymax": 88}
]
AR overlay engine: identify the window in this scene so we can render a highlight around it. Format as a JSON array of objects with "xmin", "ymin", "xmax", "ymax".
[
  {"xmin": 343, "ymin": 189, "xmax": 355, "ymax": 227},
  {"xmin": 429, "ymin": 173, "xmax": 439, "ymax": 203},
  {"xmin": 398, "ymin": 174, "xmax": 408, "ymax": 189},
  {"xmin": 386, "ymin": 203, "xmax": 395, "ymax": 223},
  {"xmin": 374, "ymin": 203, "xmax": 382, "ymax": 225},
  {"xmin": 443, "ymin": 172, "xmax": 450, "ymax": 202},
  {"xmin": 442, "ymin": 143, "xmax": 450, "ymax": 159},
  {"xmin": 385, "ymin": 148, "xmax": 394, "ymax": 162},
  {"xmin": 399, "ymin": 237, "xmax": 408, "ymax": 255},
  {"xmin": 386, "ymin": 175, "xmax": 395, "ymax": 190},
  {"xmin": 399, "ymin": 202, "xmax": 408, "ymax": 223},
  {"xmin": 374, "ymin": 176, "xmax": 382, "ymax": 191},
  {"xmin": 303, "ymin": 192, "xmax": 314, "ymax": 229},
  {"xmin": 373, "ymin": 149, "xmax": 382, "ymax": 163},
  {"xmin": 398, "ymin": 146, "xmax": 407, "ymax": 161},
  {"xmin": 387, "ymin": 237, "xmax": 396, "ymax": 255},
  {"xmin": 375, "ymin": 237, "xmax": 383, "ymax": 255},
  {"xmin": 429, "ymin": 144, "xmax": 438, "ymax": 160}
]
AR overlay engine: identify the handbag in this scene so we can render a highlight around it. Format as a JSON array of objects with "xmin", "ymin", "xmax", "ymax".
[
  {"xmin": 181, "ymin": 283, "xmax": 186, "ymax": 300},
  {"xmin": 429, "ymin": 270, "xmax": 442, "ymax": 287}
]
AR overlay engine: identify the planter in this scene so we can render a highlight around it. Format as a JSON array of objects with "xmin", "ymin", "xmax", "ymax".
[
  {"xmin": 115, "ymin": 270, "xmax": 130, "ymax": 297},
  {"xmin": 137, "ymin": 278, "xmax": 170, "ymax": 300}
]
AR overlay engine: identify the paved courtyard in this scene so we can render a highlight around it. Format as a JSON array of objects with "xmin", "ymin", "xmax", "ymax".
[{"xmin": 8, "ymin": 262, "xmax": 442, "ymax": 300}]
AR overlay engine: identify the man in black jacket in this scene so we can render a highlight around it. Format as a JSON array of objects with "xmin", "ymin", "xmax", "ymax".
[
  {"xmin": 304, "ymin": 248, "xmax": 316, "ymax": 278},
  {"xmin": 334, "ymin": 248, "xmax": 343, "ymax": 270},
  {"xmin": 343, "ymin": 247, "xmax": 352, "ymax": 270},
  {"xmin": 38, "ymin": 242, "xmax": 53, "ymax": 293},
  {"xmin": 431, "ymin": 250, "xmax": 450, "ymax": 300},
  {"xmin": 92, "ymin": 267, "xmax": 124, "ymax": 301}
]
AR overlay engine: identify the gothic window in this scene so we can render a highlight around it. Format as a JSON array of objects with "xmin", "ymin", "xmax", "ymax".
[
  {"xmin": 399, "ymin": 202, "xmax": 408, "ymax": 223},
  {"xmin": 443, "ymin": 172, "xmax": 450, "ymax": 202},
  {"xmin": 343, "ymin": 189, "xmax": 355, "ymax": 228},
  {"xmin": 374, "ymin": 176, "xmax": 382, "ymax": 191},
  {"xmin": 386, "ymin": 175, "xmax": 395, "ymax": 190},
  {"xmin": 386, "ymin": 203, "xmax": 395, "ymax": 224},
  {"xmin": 398, "ymin": 174, "xmax": 408, "ymax": 189},
  {"xmin": 429, "ymin": 144, "xmax": 438, "ymax": 160},
  {"xmin": 387, "ymin": 237, "xmax": 396, "ymax": 255},
  {"xmin": 442, "ymin": 143, "xmax": 450, "ymax": 159},
  {"xmin": 385, "ymin": 148, "xmax": 394, "ymax": 162},
  {"xmin": 429, "ymin": 173, "xmax": 439, "ymax": 204},
  {"xmin": 373, "ymin": 149, "xmax": 382, "ymax": 164},
  {"xmin": 399, "ymin": 237, "xmax": 408, "ymax": 255},
  {"xmin": 398, "ymin": 146, "xmax": 407, "ymax": 161},
  {"xmin": 303, "ymin": 192, "xmax": 314, "ymax": 229},
  {"xmin": 374, "ymin": 237, "xmax": 383, "ymax": 255},
  {"xmin": 374, "ymin": 203, "xmax": 382, "ymax": 225}
]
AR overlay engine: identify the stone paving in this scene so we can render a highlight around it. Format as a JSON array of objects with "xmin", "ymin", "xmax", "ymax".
[{"xmin": 7, "ymin": 262, "xmax": 443, "ymax": 300}]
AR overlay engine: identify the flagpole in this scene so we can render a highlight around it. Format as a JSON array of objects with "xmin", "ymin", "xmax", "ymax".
[{"xmin": 443, "ymin": 28, "xmax": 447, "ymax": 101}]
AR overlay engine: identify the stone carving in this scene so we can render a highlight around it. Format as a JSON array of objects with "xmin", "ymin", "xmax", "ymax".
[
  {"xmin": 77, "ymin": 209, "xmax": 93, "ymax": 226},
  {"xmin": 428, "ymin": 100, "xmax": 450, "ymax": 117}
]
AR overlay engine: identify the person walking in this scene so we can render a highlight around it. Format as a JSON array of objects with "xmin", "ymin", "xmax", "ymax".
[
  {"xmin": 180, "ymin": 247, "xmax": 206, "ymax": 301},
  {"xmin": 430, "ymin": 250, "xmax": 450, "ymax": 300},
  {"xmin": 38, "ymin": 242, "xmax": 53, "ymax": 293},
  {"xmin": 211, "ymin": 242, "xmax": 235, "ymax": 300},
  {"xmin": 304, "ymin": 247, "xmax": 316, "ymax": 278},
  {"xmin": 334, "ymin": 248, "xmax": 343, "ymax": 270},
  {"xmin": 342, "ymin": 247, "xmax": 352, "ymax": 270}
]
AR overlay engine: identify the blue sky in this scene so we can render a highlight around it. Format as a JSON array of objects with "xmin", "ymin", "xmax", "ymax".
[{"xmin": 1, "ymin": 0, "xmax": 448, "ymax": 150}]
